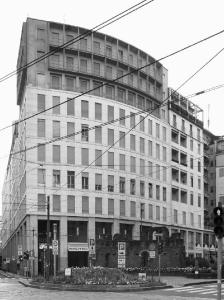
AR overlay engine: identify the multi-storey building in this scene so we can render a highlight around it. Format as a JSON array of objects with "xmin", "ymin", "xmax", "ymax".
[
  {"xmin": 1, "ymin": 18, "xmax": 207, "ymax": 275},
  {"xmin": 167, "ymin": 88, "xmax": 205, "ymax": 259}
]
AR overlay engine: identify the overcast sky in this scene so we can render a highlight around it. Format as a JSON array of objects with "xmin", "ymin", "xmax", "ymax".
[{"xmin": 0, "ymin": 0, "xmax": 224, "ymax": 214}]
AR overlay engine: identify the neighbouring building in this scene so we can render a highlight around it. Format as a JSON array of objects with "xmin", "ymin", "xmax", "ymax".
[{"xmin": 0, "ymin": 18, "xmax": 216, "ymax": 275}]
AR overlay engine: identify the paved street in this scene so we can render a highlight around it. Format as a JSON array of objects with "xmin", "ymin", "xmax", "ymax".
[{"xmin": 0, "ymin": 275, "xmax": 213, "ymax": 300}]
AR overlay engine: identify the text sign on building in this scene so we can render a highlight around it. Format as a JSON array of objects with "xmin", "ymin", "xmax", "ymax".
[
  {"xmin": 52, "ymin": 240, "xmax": 58, "ymax": 255},
  {"xmin": 149, "ymin": 250, "xmax": 155, "ymax": 258},
  {"xmin": 118, "ymin": 242, "xmax": 126, "ymax": 268},
  {"xmin": 68, "ymin": 243, "xmax": 89, "ymax": 252},
  {"xmin": 18, "ymin": 245, "xmax": 22, "ymax": 256}
]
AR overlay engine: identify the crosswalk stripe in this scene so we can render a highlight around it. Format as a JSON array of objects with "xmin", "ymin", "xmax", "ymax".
[
  {"xmin": 165, "ymin": 286, "xmax": 194, "ymax": 291},
  {"xmin": 188, "ymin": 288, "xmax": 216, "ymax": 293},
  {"xmin": 201, "ymin": 290, "xmax": 218, "ymax": 295}
]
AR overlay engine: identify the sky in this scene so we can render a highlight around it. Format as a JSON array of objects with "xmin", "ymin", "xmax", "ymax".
[{"xmin": 0, "ymin": 0, "xmax": 224, "ymax": 214}]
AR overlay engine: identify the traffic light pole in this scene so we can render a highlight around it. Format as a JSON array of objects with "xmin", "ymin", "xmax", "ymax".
[{"xmin": 217, "ymin": 238, "xmax": 222, "ymax": 300}]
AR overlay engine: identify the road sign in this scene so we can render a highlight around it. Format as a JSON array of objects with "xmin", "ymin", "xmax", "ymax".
[
  {"xmin": 52, "ymin": 240, "xmax": 58, "ymax": 255},
  {"xmin": 149, "ymin": 250, "xmax": 156, "ymax": 258}
]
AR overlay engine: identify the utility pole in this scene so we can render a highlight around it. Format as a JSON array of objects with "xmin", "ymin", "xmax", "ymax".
[
  {"xmin": 53, "ymin": 223, "xmax": 57, "ymax": 280},
  {"xmin": 46, "ymin": 195, "xmax": 50, "ymax": 281}
]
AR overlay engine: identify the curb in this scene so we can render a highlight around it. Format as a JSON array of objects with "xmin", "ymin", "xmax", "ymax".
[
  {"xmin": 18, "ymin": 280, "xmax": 172, "ymax": 292},
  {"xmin": 184, "ymin": 280, "xmax": 224, "ymax": 286}
]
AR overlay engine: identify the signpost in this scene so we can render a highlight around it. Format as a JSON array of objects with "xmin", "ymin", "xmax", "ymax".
[{"xmin": 118, "ymin": 242, "xmax": 126, "ymax": 268}]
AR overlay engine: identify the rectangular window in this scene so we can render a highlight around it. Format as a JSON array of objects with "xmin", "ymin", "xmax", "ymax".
[
  {"xmin": 53, "ymin": 170, "xmax": 60, "ymax": 187},
  {"xmin": 67, "ymin": 122, "xmax": 75, "ymax": 139},
  {"xmin": 38, "ymin": 169, "xmax": 45, "ymax": 185},
  {"xmin": 95, "ymin": 103, "xmax": 102, "ymax": 120},
  {"xmin": 82, "ymin": 172, "xmax": 89, "ymax": 189},
  {"xmin": 95, "ymin": 126, "xmax": 102, "ymax": 144},
  {"xmin": 82, "ymin": 196, "xmax": 89, "ymax": 213},
  {"xmin": 190, "ymin": 212, "xmax": 194, "ymax": 226},
  {"xmin": 163, "ymin": 187, "xmax": 167, "ymax": 201},
  {"xmin": 67, "ymin": 171, "xmax": 75, "ymax": 188},
  {"xmin": 117, "ymin": 88, "xmax": 125, "ymax": 102},
  {"xmin": 130, "ymin": 201, "xmax": 136, "ymax": 217},
  {"xmin": 106, "ymin": 45, "xmax": 112, "ymax": 57},
  {"xmin": 140, "ymin": 159, "xmax": 145, "ymax": 176},
  {"xmin": 140, "ymin": 137, "xmax": 145, "ymax": 154},
  {"xmin": 130, "ymin": 134, "xmax": 136, "ymax": 151},
  {"xmin": 148, "ymin": 119, "xmax": 152, "ymax": 135},
  {"xmin": 120, "ymin": 200, "xmax": 125, "ymax": 216},
  {"xmin": 106, "ymin": 65, "xmax": 112, "ymax": 79},
  {"xmin": 81, "ymin": 124, "xmax": 89, "ymax": 141},
  {"xmin": 80, "ymin": 59, "xmax": 87, "ymax": 73},
  {"xmin": 108, "ymin": 128, "xmax": 114, "ymax": 145},
  {"xmin": 52, "ymin": 96, "xmax": 60, "ymax": 114},
  {"xmin": 130, "ymin": 179, "xmax": 136, "ymax": 195},
  {"xmin": 37, "ymin": 28, "xmax": 45, "ymax": 40},
  {"xmin": 190, "ymin": 157, "xmax": 193, "ymax": 169},
  {"xmin": 108, "ymin": 175, "xmax": 114, "ymax": 192},
  {"xmin": 53, "ymin": 145, "xmax": 60, "ymax": 162},
  {"xmin": 108, "ymin": 198, "xmax": 114, "ymax": 215},
  {"xmin": 156, "ymin": 144, "xmax": 160, "ymax": 160},
  {"xmin": 156, "ymin": 185, "xmax": 160, "ymax": 200},
  {"xmin": 95, "ymin": 197, "xmax": 102, "ymax": 214},
  {"xmin": 108, "ymin": 152, "xmax": 114, "ymax": 169},
  {"xmin": 119, "ymin": 177, "xmax": 125, "ymax": 193},
  {"xmin": 190, "ymin": 193, "xmax": 194, "ymax": 205},
  {"xmin": 219, "ymin": 168, "xmax": 224, "ymax": 177},
  {"xmin": 108, "ymin": 105, "xmax": 114, "ymax": 121},
  {"xmin": 198, "ymin": 160, "xmax": 201, "ymax": 172},
  {"xmin": 37, "ymin": 94, "xmax": 45, "ymax": 112},
  {"xmin": 198, "ymin": 194, "xmax": 201, "ymax": 207},
  {"xmin": 156, "ymin": 164, "xmax": 160, "ymax": 180},
  {"xmin": 148, "ymin": 161, "xmax": 153, "ymax": 177},
  {"xmin": 190, "ymin": 139, "xmax": 193, "ymax": 151},
  {"xmin": 148, "ymin": 140, "xmax": 153, "ymax": 156},
  {"xmin": 80, "ymin": 38, "xmax": 87, "ymax": 50},
  {"xmin": 162, "ymin": 147, "xmax": 167, "ymax": 162},
  {"xmin": 156, "ymin": 206, "xmax": 160, "ymax": 221},
  {"xmin": 140, "ymin": 181, "xmax": 145, "ymax": 197},
  {"xmin": 130, "ymin": 112, "xmax": 135, "ymax": 127},
  {"xmin": 95, "ymin": 149, "xmax": 102, "ymax": 166},
  {"xmin": 80, "ymin": 79, "xmax": 89, "ymax": 92},
  {"xmin": 119, "ymin": 109, "xmax": 125, "ymax": 126},
  {"xmin": 148, "ymin": 183, "xmax": 153, "ymax": 198},
  {"xmin": 198, "ymin": 215, "xmax": 201, "ymax": 228},
  {"xmin": 67, "ymin": 195, "xmax": 75, "ymax": 213},
  {"xmin": 53, "ymin": 195, "xmax": 60, "ymax": 212},
  {"xmin": 67, "ymin": 146, "xmax": 75, "ymax": 164},
  {"xmin": 81, "ymin": 100, "xmax": 89, "ymax": 118},
  {"xmin": 130, "ymin": 156, "xmax": 136, "ymax": 173},
  {"xmin": 198, "ymin": 143, "xmax": 201, "ymax": 155},
  {"xmin": 38, "ymin": 144, "xmax": 45, "ymax": 161},
  {"xmin": 174, "ymin": 209, "xmax": 178, "ymax": 224},
  {"xmin": 38, "ymin": 194, "xmax": 46, "ymax": 211},
  {"xmin": 182, "ymin": 211, "xmax": 186, "ymax": 225},
  {"xmin": 149, "ymin": 204, "xmax": 153, "ymax": 220},
  {"xmin": 95, "ymin": 173, "xmax": 102, "ymax": 191},
  {"xmin": 67, "ymin": 98, "xmax": 75, "ymax": 115},
  {"xmin": 53, "ymin": 120, "xmax": 60, "ymax": 138},
  {"xmin": 140, "ymin": 203, "xmax": 145, "ymax": 219},
  {"xmin": 82, "ymin": 148, "xmax": 89, "ymax": 165},
  {"xmin": 119, "ymin": 154, "xmax": 125, "ymax": 171},
  {"xmin": 66, "ymin": 56, "xmax": 74, "ymax": 70},
  {"xmin": 162, "ymin": 126, "xmax": 166, "ymax": 141},
  {"xmin": 37, "ymin": 119, "xmax": 45, "ymax": 137},
  {"xmin": 65, "ymin": 77, "xmax": 74, "ymax": 91},
  {"xmin": 163, "ymin": 207, "xmax": 167, "ymax": 222},
  {"xmin": 51, "ymin": 75, "xmax": 61, "ymax": 89},
  {"xmin": 140, "ymin": 116, "xmax": 145, "ymax": 132},
  {"xmin": 105, "ymin": 85, "xmax": 114, "ymax": 99},
  {"xmin": 119, "ymin": 131, "xmax": 125, "ymax": 148},
  {"xmin": 93, "ymin": 81, "xmax": 102, "ymax": 96},
  {"xmin": 93, "ymin": 62, "xmax": 100, "ymax": 76},
  {"xmin": 162, "ymin": 166, "xmax": 167, "ymax": 182},
  {"xmin": 156, "ymin": 123, "xmax": 160, "ymax": 139}
]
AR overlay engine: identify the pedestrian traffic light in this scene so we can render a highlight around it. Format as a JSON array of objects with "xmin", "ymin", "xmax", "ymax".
[
  {"xmin": 23, "ymin": 251, "xmax": 29, "ymax": 260},
  {"xmin": 158, "ymin": 242, "xmax": 163, "ymax": 254},
  {"xmin": 213, "ymin": 207, "xmax": 224, "ymax": 239}
]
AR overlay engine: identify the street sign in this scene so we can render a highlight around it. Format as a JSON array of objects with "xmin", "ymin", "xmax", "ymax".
[
  {"xmin": 89, "ymin": 239, "xmax": 95, "ymax": 255},
  {"xmin": 52, "ymin": 240, "xmax": 58, "ymax": 255},
  {"xmin": 118, "ymin": 242, "xmax": 126, "ymax": 268},
  {"xmin": 149, "ymin": 250, "xmax": 156, "ymax": 258}
]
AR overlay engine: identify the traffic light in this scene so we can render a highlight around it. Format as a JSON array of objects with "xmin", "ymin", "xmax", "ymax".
[
  {"xmin": 158, "ymin": 242, "xmax": 163, "ymax": 254},
  {"xmin": 18, "ymin": 255, "xmax": 23, "ymax": 262},
  {"xmin": 23, "ymin": 251, "xmax": 29, "ymax": 260},
  {"xmin": 213, "ymin": 207, "xmax": 224, "ymax": 239}
]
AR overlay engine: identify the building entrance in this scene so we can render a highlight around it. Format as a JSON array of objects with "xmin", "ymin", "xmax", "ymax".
[{"xmin": 68, "ymin": 251, "xmax": 88, "ymax": 267}]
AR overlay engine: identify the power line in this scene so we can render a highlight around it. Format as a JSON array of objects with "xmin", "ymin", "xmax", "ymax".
[
  {"xmin": 186, "ymin": 83, "xmax": 224, "ymax": 99},
  {"xmin": 0, "ymin": 0, "xmax": 154, "ymax": 84},
  {"xmin": 0, "ymin": 27, "xmax": 224, "ymax": 134}
]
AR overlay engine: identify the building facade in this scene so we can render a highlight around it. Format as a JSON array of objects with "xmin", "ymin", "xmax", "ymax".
[{"xmin": 1, "ymin": 18, "xmax": 207, "ymax": 275}]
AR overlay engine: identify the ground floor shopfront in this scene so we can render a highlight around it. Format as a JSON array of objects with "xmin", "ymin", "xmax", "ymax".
[{"xmin": 1, "ymin": 215, "xmax": 216, "ymax": 276}]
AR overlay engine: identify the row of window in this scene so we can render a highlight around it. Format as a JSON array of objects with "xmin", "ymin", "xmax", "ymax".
[
  {"xmin": 37, "ymin": 193, "xmax": 201, "ymax": 227},
  {"xmin": 37, "ymin": 146, "xmax": 167, "ymax": 179},
  {"xmin": 171, "ymin": 129, "xmax": 202, "ymax": 153},
  {"xmin": 38, "ymin": 169, "xmax": 167, "ymax": 200},
  {"xmin": 172, "ymin": 114, "xmax": 202, "ymax": 140},
  {"xmin": 172, "ymin": 186, "xmax": 202, "ymax": 207},
  {"xmin": 37, "ymin": 94, "xmax": 167, "ymax": 139}
]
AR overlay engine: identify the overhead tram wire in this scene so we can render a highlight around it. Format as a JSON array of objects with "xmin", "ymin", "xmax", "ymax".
[
  {"xmin": 2, "ymin": 46, "xmax": 224, "ymax": 161},
  {"xmin": 0, "ymin": 0, "xmax": 154, "ymax": 84},
  {"xmin": 0, "ymin": 28, "xmax": 224, "ymax": 133},
  {"xmin": 73, "ymin": 47, "xmax": 224, "ymax": 178},
  {"xmin": 186, "ymin": 83, "xmax": 224, "ymax": 99}
]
